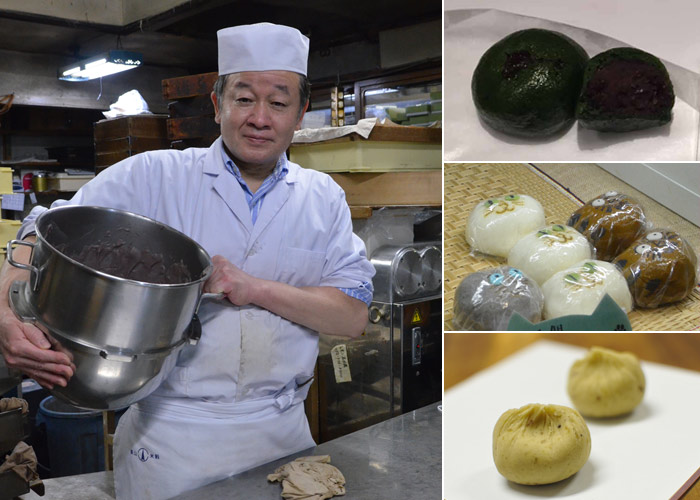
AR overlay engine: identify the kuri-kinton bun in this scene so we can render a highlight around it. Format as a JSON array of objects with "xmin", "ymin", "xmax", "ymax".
[
  {"xmin": 493, "ymin": 403, "xmax": 591, "ymax": 485},
  {"xmin": 567, "ymin": 346, "xmax": 645, "ymax": 417}
]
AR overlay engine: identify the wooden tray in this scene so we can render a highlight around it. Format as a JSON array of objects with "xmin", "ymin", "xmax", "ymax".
[
  {"xmin": 444, "ymin": 163, "xmax": 700, "ymax": 331},
  {"xmin": 94, "ymin": 115, "xmax": 168, "ymax": 140},
  {"xmin": 162, "ymin": 72, "xmax": 217, "ymax": 101}
]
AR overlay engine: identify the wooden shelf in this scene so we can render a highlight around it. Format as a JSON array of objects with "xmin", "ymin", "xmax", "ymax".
[{"xmin": 331, "ymin": 170, "xmax": 441, "ymax": 208}]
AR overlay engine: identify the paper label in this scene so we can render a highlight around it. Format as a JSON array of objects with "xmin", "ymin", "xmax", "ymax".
[
  {"xmin": 331, "ymin": 344, "xmax": 352, "ymax": 383},
  {"xmin": 1, "ymin": 193, "xmax": 24, "ymax": 211},
  {"xmin": 507, "ymin": 294, "xmax": 632, "ymax": 331}
]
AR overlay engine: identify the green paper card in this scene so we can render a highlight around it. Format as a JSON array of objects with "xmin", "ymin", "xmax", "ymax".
[{"xmin": 507, "ymin": 294, "xmax": 632, "ymax": 331}]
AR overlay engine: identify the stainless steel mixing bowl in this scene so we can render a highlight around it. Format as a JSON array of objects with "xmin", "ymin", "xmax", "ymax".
[{"xmin": 7, "ymin": 205, "xmax": 219, "ymax": 410}]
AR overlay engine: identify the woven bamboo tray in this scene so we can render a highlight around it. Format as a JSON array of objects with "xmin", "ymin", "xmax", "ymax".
[{"xmin": 444, "ymin": 163, "xmax": 700, "ymax": 332}]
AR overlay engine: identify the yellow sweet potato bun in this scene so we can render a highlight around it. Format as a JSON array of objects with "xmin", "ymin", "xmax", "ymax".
[
  {"xmin": 493, "ymin": 403, "xmax": 591, "ymax": 485},
  {"xmin": 567, "ymin": 346, "xmax": 645, "ymax": 417}
]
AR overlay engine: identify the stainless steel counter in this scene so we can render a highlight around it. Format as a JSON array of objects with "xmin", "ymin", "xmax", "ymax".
[
  {"xmin": 19, "ymin": 470, "xmax": 115, "ymax": 500},
  {"xmin": 173, "ymin": 402, "xmax": 442, "ymax": 500},
  {"xmin": 20, "ymin": 402, "xmax": 441, "ymax": 500}
]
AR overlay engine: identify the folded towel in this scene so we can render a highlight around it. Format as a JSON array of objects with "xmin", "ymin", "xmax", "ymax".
[
  {"xmin": 0, "ymin": 397, "xmax": 29, "ymax": 414},
  {"xmin": 268, "ymin": 455, "xmax": 346, "ymax": 500}
]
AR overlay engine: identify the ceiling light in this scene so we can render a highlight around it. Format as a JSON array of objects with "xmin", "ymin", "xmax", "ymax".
[{"xmin": 58, "ymin": 50, "xmax": 143, "ymax": 81}]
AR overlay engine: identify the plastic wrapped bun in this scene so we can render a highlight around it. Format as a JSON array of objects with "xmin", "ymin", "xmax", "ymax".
[
  {"xmin": 493, "ymin": 403, "xmax": 591, "ymax": 485},
  {"xmin": 466, "ymin": 194, "xmax": 546, "ymax": 258},
  {"xmin": 541, "ymin": 260, "xmax": 633, "ymax": 319},
  {"xmin": 452, "ymin": 266, "xmax": 544, "ymax": 331},
  {"xmin": 567, "ymin": 191, "xmax": 646, "ymax": 261},
  {"xmin": 568, "ymin": 346, "xmax": 645, "ymax": 417},
  {"xmin": 613, "ymin": 229, "xmax": 698, "ymax": 308},
  {"xmin": 508, "ymin": 224, "xmax": 593, "ymax": 285}
]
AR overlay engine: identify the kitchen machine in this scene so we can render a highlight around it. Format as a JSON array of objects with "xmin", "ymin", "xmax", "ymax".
[{"xmin": 317, "ymin": 241, "xmax": 442, "ymax": 442}]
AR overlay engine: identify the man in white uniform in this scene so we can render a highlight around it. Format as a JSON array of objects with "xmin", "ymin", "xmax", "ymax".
[{"xmin": 0, "ymin": 23, "xmax": 375, "ymax": 499}]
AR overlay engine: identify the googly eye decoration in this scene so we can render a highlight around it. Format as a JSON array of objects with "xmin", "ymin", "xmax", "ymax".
[
  {"xmin": 646, "ymin": 232, "xmax": 663, "ymax": 241},
  {"xmin": 604, "ymin": 191, "xmax": 618, "ymax": 197},
  {"xmin": 591, "ymin": 198, "xmax": 605, "ymax": 207},
  {"xmin": 635, "ymin": 243, "xmax": 652, "ymax": 254},
  {"xmin": 508, "ymin": 268, "xmax": 523, "ymax": 278},
  {"xmin": 488, "ymin": 273, "xmax": 505, "ymax": 285}
]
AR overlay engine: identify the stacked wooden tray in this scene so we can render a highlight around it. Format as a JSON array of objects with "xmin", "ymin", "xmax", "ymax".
[
  {"xmin": 93, "ymin": 115, "xmax": 169, "ymax": 173},
  {"xmin": 162, "ymin": 72, "xmax": 219, "ymax": 149}
]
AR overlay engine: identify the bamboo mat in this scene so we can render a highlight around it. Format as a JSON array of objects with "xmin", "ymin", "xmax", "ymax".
[{"xmin": 444, "ymin": 163, "xmax": 700, "ymax": 332}]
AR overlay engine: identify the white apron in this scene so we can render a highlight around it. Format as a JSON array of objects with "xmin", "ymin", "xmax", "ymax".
[
  {"xmin": 113, "ymin": 381, "xmax": 315, "ymax": 500},
  {"xmin": 17, "ymin": 139, "xmax": 374, "ymax": 499}
]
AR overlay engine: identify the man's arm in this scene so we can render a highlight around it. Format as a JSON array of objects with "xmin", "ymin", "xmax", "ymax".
[
  {"xmin": 205, "ymin": 255, "xmax": 369, "ymax": 337},
  {"xmin": 0, "ymin": 237, "xmax": 74, "ymax": 388}
]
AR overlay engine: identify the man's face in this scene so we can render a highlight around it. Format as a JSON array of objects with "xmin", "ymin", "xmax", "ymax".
[{"xmin": 212, "ymin": 71, "xmax": 307, "ymax": 173}]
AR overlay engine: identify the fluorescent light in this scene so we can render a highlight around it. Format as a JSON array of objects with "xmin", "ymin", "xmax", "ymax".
[
  {"xmin": 61, "ymin": 66, "xmax": 81, "ymax": 77},
  {"xmin": 84, "ymin": 58, "xmax": 108, "ymax": 69},
  {"xmin": 58, "ymin": 50, "xmax": 143, "ymax": 81}
]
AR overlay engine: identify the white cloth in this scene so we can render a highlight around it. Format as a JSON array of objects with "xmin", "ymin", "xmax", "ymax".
[
  {"xmin": 19, "ymin": 136, "xmax": 375, "ymax": 498},
  {"xmin": 217, "ymin": 23, "xmax": 309, "ymax": 76},
  {"xmin": 102, "ymin": 89, "xmax": 151, "ymax": 119}
]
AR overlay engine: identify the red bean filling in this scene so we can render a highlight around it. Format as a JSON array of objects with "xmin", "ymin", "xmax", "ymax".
[{"xmin": 582, "ymin": 59, "xmax": 672, "ymax": 115}]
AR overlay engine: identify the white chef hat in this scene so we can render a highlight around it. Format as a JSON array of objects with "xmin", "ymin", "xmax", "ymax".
[{"xmin": 217, "ymin": 22, "xmax": 309, "ymax": 76}]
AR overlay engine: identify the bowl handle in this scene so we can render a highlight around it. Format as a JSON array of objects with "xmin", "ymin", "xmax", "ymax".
[
  {"xmin": 6, "ymin": 240, "xmax": 40, "ymax": 291},
  {"xmin": 184, "ymin": 293, "xmax": 224, "ymax": 347},
  {"xmin": 196, "ymin": 292, "xmax": 225, "ymax": 313},
  {"xmin": 187, "ymin": 314, "xmax": 202, "ymax": 346}
]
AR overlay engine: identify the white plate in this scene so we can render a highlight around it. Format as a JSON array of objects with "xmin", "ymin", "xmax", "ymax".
[{"xmin": 444, "ymin": 340, "xmax": 700, "ymax": 499}]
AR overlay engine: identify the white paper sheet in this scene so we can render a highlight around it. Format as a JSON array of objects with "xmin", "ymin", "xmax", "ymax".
[
  {"xmin": 444, "ymin": 0, "xmax": 700, "ymax": 74},
  {"xmin": 292, "ymin": 117, "xmax": 377, "ymax": 143},
  {"xmin": 444, "ymin": 9, "xmax": 700, "ymax": 161},
  {"xmin": 444, "ymin": 341, "xmax": 700, "ymax": 499}
]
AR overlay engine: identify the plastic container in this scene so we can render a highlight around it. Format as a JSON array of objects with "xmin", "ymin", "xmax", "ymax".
[
  {"xmin": 32, "ymin": 172, "xmax": 48, "ymax": 192},
  {"xmin": 0, "ymin": 407, "xmax": 28, "ymax": 456},
  {"xmin": 0, "ymin": 219, "xmax": 22, "ymax": 250},
  {"xmin": 36, "ymin": 396, "xmax": 124, "ymax": 478},
  {"xmin": 0, "ymin": 167, "xmax": 12, "ymax": 194},
  {"xmin": 0, "ymin": 471, "xmax": 29, "ymax": 499}
]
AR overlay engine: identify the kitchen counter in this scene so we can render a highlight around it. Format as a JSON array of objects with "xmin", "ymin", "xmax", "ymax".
[
  {"xmin": 20, "ymin": 402, "xmax": 442, "ymax": 500},
  {"xmin": 173, "ymin": 402, "xmax": 442, "ymax": 499}
]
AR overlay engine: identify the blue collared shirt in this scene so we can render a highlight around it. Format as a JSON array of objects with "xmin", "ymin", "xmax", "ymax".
[{"xmin": 222, "ymin": 148, "xmax": 373, "ymax": 306}]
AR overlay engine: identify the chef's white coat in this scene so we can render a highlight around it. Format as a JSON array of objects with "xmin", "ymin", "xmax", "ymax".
[{"xmin": 18, "ymin": 137, "xmax": 375, "ymax": 499}]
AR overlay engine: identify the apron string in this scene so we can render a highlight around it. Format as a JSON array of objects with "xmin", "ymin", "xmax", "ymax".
[{"xmin": 136, "ymin": 378, "xmax": 314, "ymax": 419}]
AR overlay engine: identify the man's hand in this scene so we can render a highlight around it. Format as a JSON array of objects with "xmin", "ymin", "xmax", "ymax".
[
  {"xmin": 203, "ymin": 255, "xmax": 369, "ymax": 338},
  {"xmin": 0, "ymin": 238, "xmax": 74, "ymax": 389},
  {"xmin": 0, "ymin": 308, "xmax": 74, "ymax": 389},
  {"xmin": 204, "ymin": 255, "xmax": 261, "ymax": 306}
]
